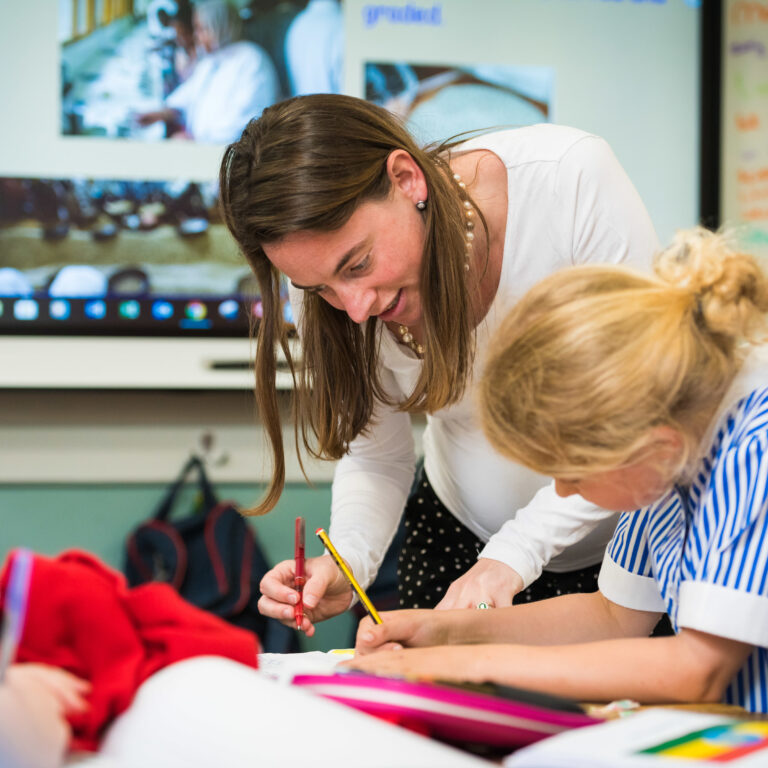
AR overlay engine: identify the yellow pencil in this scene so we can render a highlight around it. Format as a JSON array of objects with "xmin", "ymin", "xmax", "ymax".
[{"xmin": 315, "ymin": 528, "xmax": 382, "ymax": 624}]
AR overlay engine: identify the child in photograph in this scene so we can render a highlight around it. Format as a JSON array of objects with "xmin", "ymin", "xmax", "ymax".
[{"xmin": 348, "ymin": 228, "xmax": 768, "ymax": 713}]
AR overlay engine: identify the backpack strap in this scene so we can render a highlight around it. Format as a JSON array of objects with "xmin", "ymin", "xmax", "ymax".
[
  {"xmin": 154, "ymin": 455, "xmax": 218, "ymax": 522},
  {"xmin": 203, "ymin": 501, "xmax": 254, "ymax": 613},
  {"xmin": 231, "ymin": 525, "xmax": 254, "ymax": 616}
]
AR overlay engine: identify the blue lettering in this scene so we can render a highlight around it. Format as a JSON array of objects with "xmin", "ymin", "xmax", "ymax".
[
  {"xmin": 362, "ymin": 3, "xmax": 442, "ymax": 28},
  {"xmin": 364, "ymin": 6, "xmax": 379, "ymax": 27}
]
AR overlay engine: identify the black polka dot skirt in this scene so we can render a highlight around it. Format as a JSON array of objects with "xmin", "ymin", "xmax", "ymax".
[{"xmin": 397, "ymin": 467, "xmax": 601, "ymax": 609}]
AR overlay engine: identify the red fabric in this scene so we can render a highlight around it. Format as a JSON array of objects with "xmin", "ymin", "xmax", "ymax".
[{"xmin": 0, "ymin": 549, "xmax": 260, "ymax": 751}]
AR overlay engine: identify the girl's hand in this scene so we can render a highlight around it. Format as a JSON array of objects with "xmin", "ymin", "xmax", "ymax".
[
  {"xmin": 354, "ymin": 609, "xmax": 452, "ymax": 655},
  {"xmin": 258, "ymin": 554, "xmax": 352, "ymax": 636},
  {"xmin": 7, "ymin": 663, "xmax": 91, "ymax": 716},
  {"xmin": 2, "ymin": 664, "xmax": 91, "ymax": 767},
  {"xmin": 435, "ymin": 558, "xmax": 524, "ymax": 610},
  {"xmin": 343, "ymin": 645, "xmax": 482, "ymax": 683}
]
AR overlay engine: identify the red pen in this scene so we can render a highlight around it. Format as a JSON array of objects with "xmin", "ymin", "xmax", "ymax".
[{"xmin": 294, "ymin": 516, "xmax": 305, "ymax": 630}]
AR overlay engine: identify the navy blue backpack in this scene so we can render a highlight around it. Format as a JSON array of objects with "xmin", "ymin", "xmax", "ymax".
[{"xmin": 124, "ymin": 456, "xmax": 298, "ymax": 654}]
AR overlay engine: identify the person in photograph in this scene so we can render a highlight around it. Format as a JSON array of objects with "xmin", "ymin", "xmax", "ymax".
[
  {"xmin": 148, "ymin": 0, "xmax": 198, "ymax": 95},
  {"xmin": 218, "ymin": 94, "xmax": 659, "ymax": 632},
  {"xmin": 284, "ymin": 0, "xmax": 343, "ymax": 95},
  {"xmin": 137, "ymin": 0, "xmax": 279, "ymax": 143},
  {"xmin": 165, "ymin": 0, "xmax": 199, "ymax": 88},
  {"xmin": 242, "ymin": 0, "xmax": 304, "ymax": 99},
  {"xmin": 348, "ymin": 228, "xmax": 768, "ymax": 713}
]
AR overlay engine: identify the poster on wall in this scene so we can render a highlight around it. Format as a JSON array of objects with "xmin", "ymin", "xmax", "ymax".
[
  {"xmin": 60, "ymin": 0, "xmax": 343, "ymax": 143},
  {"xmin": 721, "ymin": 0, "xmax": 768, "ymax": 256},
  {"xmin": 365, "ymin": 62, "xmax": 553, "ymax": 145}
]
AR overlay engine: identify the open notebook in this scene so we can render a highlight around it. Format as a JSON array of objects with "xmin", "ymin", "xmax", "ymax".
[{"xmin": 292, "ymin": 671, "xmax": 601, "ymax": 752}]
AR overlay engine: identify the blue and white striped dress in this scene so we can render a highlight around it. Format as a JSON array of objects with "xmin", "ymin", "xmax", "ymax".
[{"xmin": 598, "ymin": 361, "xmax": 768, "ymax": 712}]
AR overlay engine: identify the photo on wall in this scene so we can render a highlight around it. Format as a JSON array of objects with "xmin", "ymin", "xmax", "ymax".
[
  {"xmin": 365, "ymin": 62, "xmax": 554, "ymax": 145},
  {"xmin": 59, "ymin": 0, "xmax": 344, "ymax": 144}
]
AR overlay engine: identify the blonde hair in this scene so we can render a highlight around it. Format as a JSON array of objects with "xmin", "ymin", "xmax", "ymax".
[{"xmin": 479, "ymin": 227, "xmax": 768, "ymax": 479}]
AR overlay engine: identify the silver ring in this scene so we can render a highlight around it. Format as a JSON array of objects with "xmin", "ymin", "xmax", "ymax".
[{"xmin": 476, "ymin": 601, "xmax": 493, "ymax": 610}]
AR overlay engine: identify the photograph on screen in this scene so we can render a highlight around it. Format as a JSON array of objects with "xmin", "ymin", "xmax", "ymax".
[
  {"xmin": 0, "ymin": 174, "xmax": 297, "ymax": 333},
  {"xmin": 60, "ymin": 0, "xmax": 344, "ymax": 144},
  {"xmin": 0, "ymin": 175, "xmax": 243, "ymax": 294},
  {"xmin": 365, "ymin": 62, "xmax": 554, "ymax": 145}
]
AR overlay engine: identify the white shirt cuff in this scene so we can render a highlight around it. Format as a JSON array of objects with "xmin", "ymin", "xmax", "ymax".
[
  {"xmin": 598, "ymin": 555, "xmax": 666, "ymax": 613},
  {"xmin": 678, "ymin": 581, "xmax": 768, "ymax": 647},
  {"xmin": 478, "ymin": 540, "xmax": 540, "ymax": 589}
]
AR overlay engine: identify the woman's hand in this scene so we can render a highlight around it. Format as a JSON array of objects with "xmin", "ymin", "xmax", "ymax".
[
  {"xmin": 435, "ymin": 558, "xmax": 524, "ymax": 610},
  {"xmin": 258, "ymin": 554, "xmax": 352, "ymax": 636},
  {"xmin": 354, "ymin": 609, "xmax": 454, "ymax": 655},
  {"xmin": 134, "ymin": 110, "xmax": 163, "ymax": 126},
  {"xmin": 134, "ymin": 108, "xmax": 178, "ymax": 127}
]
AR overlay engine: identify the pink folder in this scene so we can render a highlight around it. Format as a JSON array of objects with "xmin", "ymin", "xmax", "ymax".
[{"xmin": 292, "ymin": 672, "xmax": 600, "ymax": 751}]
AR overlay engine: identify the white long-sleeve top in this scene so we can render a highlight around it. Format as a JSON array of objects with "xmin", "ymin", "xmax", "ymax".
[{"xmin": 292, "ymin": 124, "xmax": 660, "ymax": 590}]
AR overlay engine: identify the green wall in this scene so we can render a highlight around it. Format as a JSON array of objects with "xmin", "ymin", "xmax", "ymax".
[{"xmin": 0, "ymin": 482, "xmax": 355, "ymax": 652}]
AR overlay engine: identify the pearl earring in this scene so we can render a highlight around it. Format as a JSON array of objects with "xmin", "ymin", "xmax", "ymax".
[{"xmin": 397, "ymin": 173, "xmax": 474, "ymax": 359}]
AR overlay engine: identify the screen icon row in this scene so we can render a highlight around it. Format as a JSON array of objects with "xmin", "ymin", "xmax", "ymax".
[{"xmin": 2, "ymin": 299, "xmax": 244, "ymax": 322}]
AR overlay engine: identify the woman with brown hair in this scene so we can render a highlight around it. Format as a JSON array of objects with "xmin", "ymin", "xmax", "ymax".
[
  {"xmin": 219, "ymin": 93, "xmax": 658, "ymax": 633},
  {"xmin": 349, "ymin": 228, "xmax": 768, "ymax": 713}
]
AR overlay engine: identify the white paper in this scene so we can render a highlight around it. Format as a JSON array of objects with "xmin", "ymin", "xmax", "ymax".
[{"xmin": 505, "ymin": 709, "xmax": 768, "ymax": 768}]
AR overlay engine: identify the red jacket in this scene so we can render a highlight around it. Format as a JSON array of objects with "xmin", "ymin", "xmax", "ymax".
[{"xmin": 0, "ymin": 549, "xmax": 260, "ymax": 751}]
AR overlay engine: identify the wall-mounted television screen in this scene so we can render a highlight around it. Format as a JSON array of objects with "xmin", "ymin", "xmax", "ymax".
[{"xmin": 0, "ymin": 0, "xmax": 705, "ymax": 388}]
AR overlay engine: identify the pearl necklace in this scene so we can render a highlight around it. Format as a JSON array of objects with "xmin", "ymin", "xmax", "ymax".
[{"xmin": 397, "ymin": 172, "xmax": 475, "ymax": 358}]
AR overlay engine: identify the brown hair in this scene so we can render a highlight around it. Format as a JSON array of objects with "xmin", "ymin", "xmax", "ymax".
[
  {"xmin": 219, "ymin": 94, "xmax": 485, "ymax": 514},
  {"xmin": 479, "ymin": 227, "xmax": 768, "ymax": 479}
]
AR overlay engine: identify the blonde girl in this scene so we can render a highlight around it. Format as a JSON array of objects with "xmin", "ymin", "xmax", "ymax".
[{"xmin": 350, "ymin": 227, "xmax": 768, "ymax": 712}]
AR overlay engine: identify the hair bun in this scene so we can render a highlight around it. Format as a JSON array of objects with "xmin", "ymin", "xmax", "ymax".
[{"xmin": 654, "ymin": 226, "xmax": 768, "ymax": 339}]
